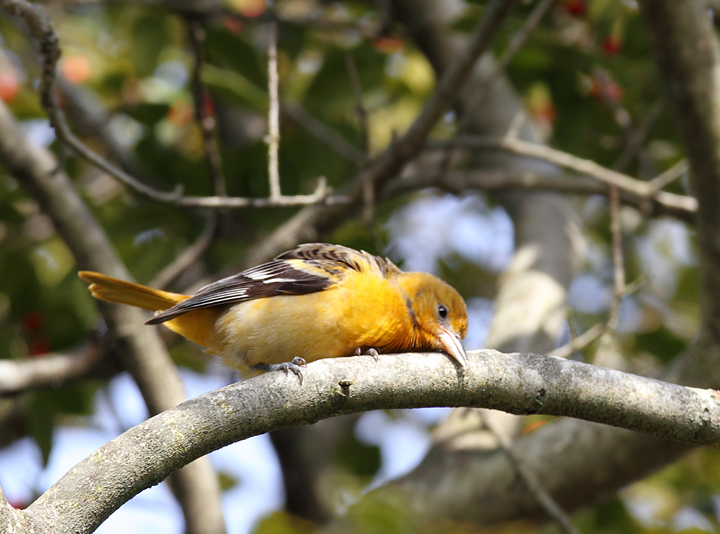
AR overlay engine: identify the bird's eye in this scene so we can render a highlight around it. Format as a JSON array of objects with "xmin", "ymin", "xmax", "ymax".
[{"xmin": 438, "ymin": 304, "xmax": 448, "ymax": 319}]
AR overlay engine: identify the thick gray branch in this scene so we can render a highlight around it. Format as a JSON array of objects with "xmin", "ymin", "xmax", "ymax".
[
  {"xmin": 10, "ymin": 350, "xmax": 720, "ymax": 533},
  {"xmin": 0, "ymin": 346, "xmax": 106, "ymax": 396},
  {"xmin": 639, "ymin": 0, "xmax": 720, "ymax": 384}
]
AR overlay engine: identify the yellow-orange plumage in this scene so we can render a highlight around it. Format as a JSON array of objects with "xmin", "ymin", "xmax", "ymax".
[{"xmin": 79, "ymin": 243, "xmax": 468, "ymax": 378}]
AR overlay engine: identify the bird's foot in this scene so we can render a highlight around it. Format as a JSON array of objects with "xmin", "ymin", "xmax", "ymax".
[
  {"xmin": 354, "ymin": 347, "xmax": 380, "ymax": 361},
  {"xmin": 252, "ymin": 357, "xmax": 307, "ymax": 384}
]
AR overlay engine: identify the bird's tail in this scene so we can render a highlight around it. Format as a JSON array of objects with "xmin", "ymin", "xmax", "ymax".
[
  {"xmin": 78, "ymin": 271, "xmax": 189, "ymax": 311},
  {"xmin": 78, "ymin": 271, "xmax": 222, "ymax": 352}
]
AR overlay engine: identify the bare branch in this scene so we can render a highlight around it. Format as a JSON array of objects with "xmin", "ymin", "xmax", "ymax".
[
  {"xmin": 550, "ymin": 323, "xmax": 605, "ymax": 359},
  {"xmin": 0, "ymin": 346, "xmax": 104, "ymax": 397},
  {"xmin": 16, "ymin": 350, "xmax": 720, "ymax": 533},
  {"xmin": 649, "ymin": 159, "xmax": 688, "ymax": 192},
  {"xmin": 382, "ymin": 168, "xmax": 696, "ymax": 222},
  {"xmin": 607, "ymin": 183, "xmax": 625, "ymax": 332},
  {"xmin": 266, "ymin": 13, "xmax": 281, "ymax": 200},
  {"xmin": 345, "ymin": 53, "xmax": 370, "ymax": 157},
  {"xmin": 186, "ymin": 14, "xmax": 226, "ymax": 197},
  {"xmin": 427, "ymin": 136, "xmax": 698, "ymax": 214}
]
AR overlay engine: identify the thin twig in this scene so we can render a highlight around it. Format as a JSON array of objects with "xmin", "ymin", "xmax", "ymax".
[
  {"xmin": 551, "ymin": 322, "xmax": 605, "ymax": 359},
  {"xmin": 267, "ymin": 12, "xmax": 281, "ymax": 200},
  {"xmin": 613, "ymin": 98, "xmax": 666, "ymax": 172},
  {"xmin": 603, "ymin": 183, "xmax": 625, "ymax": 337},
  {"xmin": 482, "ymin": 415, "xmax": 581, "ymax": 534},
  {"xmin": 427, "ymin": 136, "xmax": 698, "ymax": 214},
  {"xmin": 150, "ymin": 214, "xmax": 218, "ymax": 290},
  {"xmin": 649, "ymin": 159, "xmax": 688, "ymax": 192},
  {"xmin": 345, "ymin": 53, "xmax": 370, "ymax": 156},
  {"xmin": 186, "ymin": 15, "xmax": 226, "ymax": 197},
  {"xmin": 282, "ymin": 104, "xmax": 367, "ymax": 165}
]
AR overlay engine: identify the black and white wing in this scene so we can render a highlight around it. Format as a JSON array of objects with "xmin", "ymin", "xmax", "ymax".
[{"xmin": 146, "ymin": 243, "xmax": 399, "ymax": 324}]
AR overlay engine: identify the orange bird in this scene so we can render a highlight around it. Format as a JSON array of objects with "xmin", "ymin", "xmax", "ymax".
[{"xmin": 79, "ymin": 243, "xmax": 468, "ymax": 379}]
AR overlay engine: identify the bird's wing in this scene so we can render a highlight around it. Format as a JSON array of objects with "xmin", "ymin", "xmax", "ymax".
[
  {"xmin": 147, "ymin": 243, "xmax": 398, "ymax": 324},
  {"xmin": 275, "ymin": 243, "xmax": 401, "ymax": 278}
]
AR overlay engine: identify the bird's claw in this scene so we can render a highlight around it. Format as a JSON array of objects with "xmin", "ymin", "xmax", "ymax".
[
  {"xmin": 253, "ymin": 357, "xmax": 307, "ymax": 384},
  {"xmin": 354, "ymin": 347, "xmax": 379, "ymax": 362}
]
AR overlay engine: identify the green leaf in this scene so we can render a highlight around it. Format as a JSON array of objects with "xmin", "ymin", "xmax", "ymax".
[
  {"xmin": 26, "ymin": 390, "xmax": 59, "ymax": 466},
  {"xmin": 335, "ymin": 430, "xmax": 381, "ymax": 478},
  {"xmin": 634, "ymin": 327, "xmax": 686, "ymax": 363}
]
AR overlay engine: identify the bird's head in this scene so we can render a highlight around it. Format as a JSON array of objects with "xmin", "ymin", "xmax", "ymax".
[{"xmin": 397, "ymin": 273, "xmax": 469, "ymax": 366}]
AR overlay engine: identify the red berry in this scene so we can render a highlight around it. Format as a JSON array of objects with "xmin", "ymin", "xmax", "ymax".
[
  {"xmin": 0, "ymin": 72, "xmax": 19, "ymax": 103},
  {"xmin": 29, "ymin": 337, "xmax": 51, "ymax": 356},
  {"xmin": 601, "ymin": 36, "xmax": 622, "ymax": 56},
  {"xmin": 203, "ymin": 94, "xmax": 215, "ymax": 117},
  {"xmin": 223, "ymin": 16, "xmax": 243, "ymax": 34},
  {"xmin": 21, "ymin": 311, "xmax": 45, "ymax": 332},
  {"xmin": 588, "ymin": 78, "xmax": 623, "ymax": 102},
  {"xmin": 232, "ymin": 0, "xmax": 265, "ymax": 17},
  {"xmin": 562, "ymin": 0, "xmax": 586, "ymax": 17},
  {"xmin": 61, "ymin": 55, "xmax": 92, "ymax": 84},
  {"xmin": 372, "ymin": 37, "xmax": 405, "ymax": 54}
]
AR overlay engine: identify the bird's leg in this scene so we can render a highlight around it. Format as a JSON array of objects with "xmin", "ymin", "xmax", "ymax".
[
  {"xmin": 354, "ymin": 347, "xmax": 380, "ymax": 361},
  {"xmin": 252, "ymin": 357, "xmax": 307, "ymax": 384}
]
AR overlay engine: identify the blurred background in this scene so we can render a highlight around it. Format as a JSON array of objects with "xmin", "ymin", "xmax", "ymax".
[{"xmin": 0, "ymin": 0, "xmax": 713, "ymax": 533}]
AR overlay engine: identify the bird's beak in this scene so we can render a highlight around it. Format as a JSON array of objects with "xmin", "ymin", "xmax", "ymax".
[{"xmin": 438, "ymin": 327, "xmax": 468, "ymax": 367}]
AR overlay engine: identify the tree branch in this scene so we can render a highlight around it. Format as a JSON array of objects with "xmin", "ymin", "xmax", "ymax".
[
  {"xmin": 186, "ymin": 14, "xmax": 226, "ymax": 197},
  {"xmin": 12, "ymin": 350, "xmax": 720, "ymax": 533},
  {"xmin": 427, "ymin": 136, "xmax": 697, "ymax": 215},
  {"xmin": 639, "ymin": 0, "xmax": 720, "ymax": 367},
  {"xmin": 482, "ymin": 414, "xmax": 580, "ymax": 534},
  {"xmin": 0, "ymin": 345, "xmax": 107, "ymax": 397},
  {"xmin": 383, "ymin": 168, "xmax": 695, "ymax": 222}
]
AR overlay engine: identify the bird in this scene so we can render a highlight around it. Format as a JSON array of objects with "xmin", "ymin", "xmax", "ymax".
[{"xmin": 79, "ymin": 243, "xmax": 468, "ymax": 380}]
